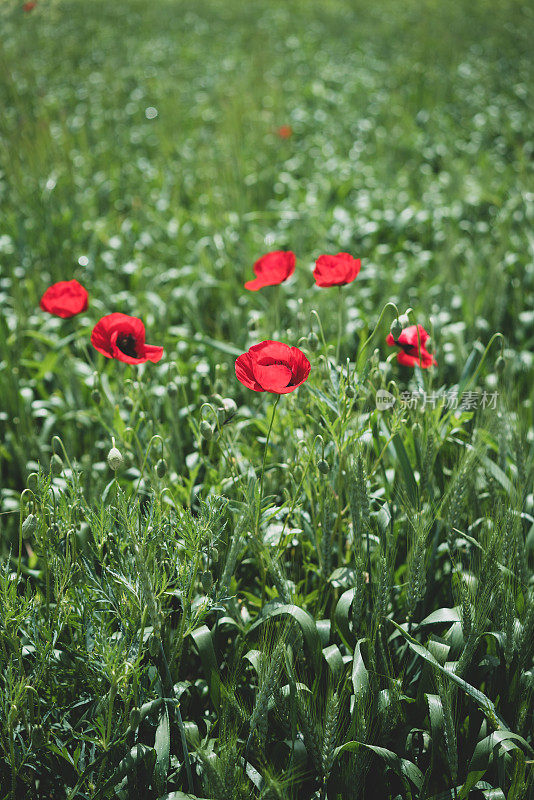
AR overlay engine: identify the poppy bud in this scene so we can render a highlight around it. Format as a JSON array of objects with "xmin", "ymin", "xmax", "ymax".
[
  {"xmin": 222, "ymin": 398, "xmax": 237, "ymax": 418},
  {"xmin": 156, "ymin": 458, "xmax": 167, "ymax": 478},
  {"xmin": 107, "ymin": 441, "xmax": 123, "ymax": 471},
  {"xmin": 211, "ymin": 547, "xmax": 219, "ymax": 563},
  {"xmin": 390, "ymin": 318, "xmax": 403, "ymax": 340},
  {"xmin": 91, "ymin": 389, "xmax": 102, "ymax": 405},
  {"xmin": 307, "ymin": 331, "xmax": 319, "ymax": 350},
  {"xmin": 123, "ymin": 397, "xmax": 134, "ymax": 411},
  {"xmin": 398, "ymin": 313, "xmax": 410, "ymax": 328},
  {"xmin": 346, "ymin": 384, "xmax": 355, "ymax": 398},
  {"xmin": 216, "ymin": 406, "xmax": 226, "ymax": 425},
  {"xmin": 201, "ymin": 570, "xmax": 213, "ymax": 592},
  {"xmin": 317, "ymin": 459, "xmax": 330, "ymax": 475},
  {"xmin": 148, "ymin": 636, "xmax": 160, "ymax": 658},
  {"xmin": 496, "ymin": 356, "xmax": 505, "ymax": 374},
  {"xmin": 50, "ymin": 454, "xmax": 63, "ymax": 476},
  {"xmin": 31, "ymin": 725, "xmax": 46, "ymax": 748},
  {"xmin": 200, "ymin": 420, "xmax": 214, "ymax": 441},
  {"xmin": 167, "ymin": 382, "xmax": 178, "ymax": 398},
  {"xmin": 22, "ymin": 514, "xmax": 38, "ymax": 537},
  {"xmin": 129, "ymin": 707, "xmax": 141, "ymax": 729}
]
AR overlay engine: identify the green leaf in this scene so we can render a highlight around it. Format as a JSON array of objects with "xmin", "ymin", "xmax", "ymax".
[
  {"xmin": 249, "ymin": 604, "xmax": 322, "ymax": 671},
  {"xmin": 153, "ymin": 702, "xmax": 170, "ymax": 794},
  {"xmin": 190, "ymin": 625, "xmax": 221, "ymax": 707},
  {"xmin": 94, "ymin": 745, "xmax": 156, "ymax": 799},
  {"xmin": 457, "ymin": 731, "xmax": 532, "ymax": 800},
  {"xmin": 335, "ymin": 587, "xmax": 355, "ymax": 646},
  {"xmin": 351, "ymin": 638, "xmax": 369, "ymax": 701},
  {"xmin": 333, "ymin": 740, "xmax": 423, "ymax": 791},
  {"xmin": 389, "ymin": 620, "xmax": 508, "ymax": 729},
  {"xmin": 322, "ymin": 644, "xmax": 345, "ymax": 682},
  {"xmin": 392, "ymin": 434, "xmax": 418, "ymax": 505}
]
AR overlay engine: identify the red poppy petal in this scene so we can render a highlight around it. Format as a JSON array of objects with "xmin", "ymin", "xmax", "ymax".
[
  {"xmin": 386, "ymin": 333, "xmax": 395, "ymax": 347},
  {"xmin": 289, "ymin": 347, "xmax": 312, "ymax": 386},
  {"xmin": 244, "ymin": 276, "xmax": 268, "ymax": 291},
  {"xmin": 143, "ymin": 344, "xmax": 164, "ymax": 363},
  {"xmin": 252, "ymin": 362, "xmax": 293, "ymax": 393},
  {"xmin": 248, "ymin": 340, "xmax": 292, "ymax": 363},
  {"xmin": 235, "ymin": 353, "xmax": 263, "ymax": 391}
]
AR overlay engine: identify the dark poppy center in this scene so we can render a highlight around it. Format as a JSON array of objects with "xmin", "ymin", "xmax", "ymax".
[{"xmin": 116, "ymin": 333, "xmax": 139, "ymax": 358}]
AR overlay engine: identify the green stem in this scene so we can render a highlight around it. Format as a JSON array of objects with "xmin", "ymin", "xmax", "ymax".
[
  {"xmin": 336, "ymin": 285, "xmax": 343, "ymax": 362},
  {"xmin": 254, "ymin": 395, "xmax": 280, "ymax": 539}
]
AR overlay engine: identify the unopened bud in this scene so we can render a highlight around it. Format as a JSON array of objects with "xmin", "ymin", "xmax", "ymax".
[
  {"xmin": 107, "ymin": 440, "xmax": 123, "ymax": 471},
  {"xmin": 211, "ymin": 547, "xmax": 219, "ymax": 563},
  {"xmin": 201, "ymin": 570, "xmax": 213, "ymax": 592},
  {"xmin": 31, "ymin": 725, "xmax": 46, "ymax": 748},
  {"xmin": 129, "ymin": 708, "xmax": 141, "ymax": 729},
  {"xmin": 317, "ymin": 459, "xmax": 330, "ymax": 475},
  {"xmin": 222, "ymin": 398, "xmax": 237, "ymax": 418},
  {"xmin": 200, "ymin": 420, "xmax": 214, "ymax": 441},
  {"xmin": 398, "ymin": 313, "xmax": 410, "ymax": 328},
  {"xmin": 50, "ymin": 454, "xmax": 63, "ymax": 476},
  {"xmin": 91, "ymin": 389, "xmax": 102, "ymax": 405},
  {"xmin": 22, "ymin": 514, "xmax": 38, "ymax": 537},
  {"xmin": 308, "ymin": 331, "xmax": 319, "ymax": 350},
  {"xmin": 123, "ymin": 396, "xmax": 134, "ymax": 411},
  {"xmin": 346, "ymin": 384, "xmax": 355, "ymax": 398},
  {"xmin": 156, "ymin": 458, "xmax": 167, "ymax": 478},
  {"xmin": 390, "ymin": 318, "xmax": 403, "ymax": 340}
]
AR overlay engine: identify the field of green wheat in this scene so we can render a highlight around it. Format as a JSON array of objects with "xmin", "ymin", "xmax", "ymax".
[{"xmin": 0, "ymin": 0, "xmax": 533, "ymax": 798}]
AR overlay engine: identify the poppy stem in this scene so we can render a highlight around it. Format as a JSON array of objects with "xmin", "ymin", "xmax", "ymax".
[
  {"xmin": 336, "ymin": 285, "xmax": 343, "ymax": 362},
  {"xmin": 255, "ymin": 395, "xmax": 281, "ymax": 541}
]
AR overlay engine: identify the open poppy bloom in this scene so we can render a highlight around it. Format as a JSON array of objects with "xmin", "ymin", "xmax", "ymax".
[
  {"xmin": 40, "ymin": 279, "xmax": 88, "ymax": 318},
  {"xmin": 313, "ymin": 252, "xmax": 361, "ymax": 287},
  {"xmin": 277, "ymin": 125, "xmax": 293, "ymax": 139},
  {"xmin": 244, "ymin": 250, "xmax": 296, "ymax": 291},
  {"xmin": 235, "ymin": 340, "xmax": 310, "ymax": 393},
  {"xmin": 91, "ymin": 313, "xmax": 163, "ymax": 364},
  {"xmin": 386, "ymin": 324, "xmax": 436, "ymax": 368}
]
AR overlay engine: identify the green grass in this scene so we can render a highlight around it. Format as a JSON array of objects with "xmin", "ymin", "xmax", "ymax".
[{"xmin": 0, "ymin": 0, "xmax": 533, "ymax": 798}]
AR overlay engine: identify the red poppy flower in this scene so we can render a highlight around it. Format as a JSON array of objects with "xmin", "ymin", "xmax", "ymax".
[
  {"xmin": 235, "ymin": 340, "xmax": 310, "ymax": 394},
  {"xmin": 244, "ymin": 250, "xmax": 296, "ymax": 291},
  {"xmin": 91, "ymin": 313, "xmax": 163, "ymax": 364},
  {"xmin": 23, "ymin": 1, "xmax": 36, "ymax": 10},
  {"xmin": 40, "ymin": 279, "xmax": 88, "ymax": 318},
  {"xmin": 386, "ymin": 324, "xmax": 436, "ymax": 368},
  {"xmin": 277, "ymin": 125, "xmax": 293, "ymax": 139},
  {"xmin": 313, "ymin": 252, "xmax": 361, "ymax": 287}
]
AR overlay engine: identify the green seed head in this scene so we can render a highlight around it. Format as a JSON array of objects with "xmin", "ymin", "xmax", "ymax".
[{"xmin": 107, "ymin": 443, "xmax": 123, "ymax": 471}]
